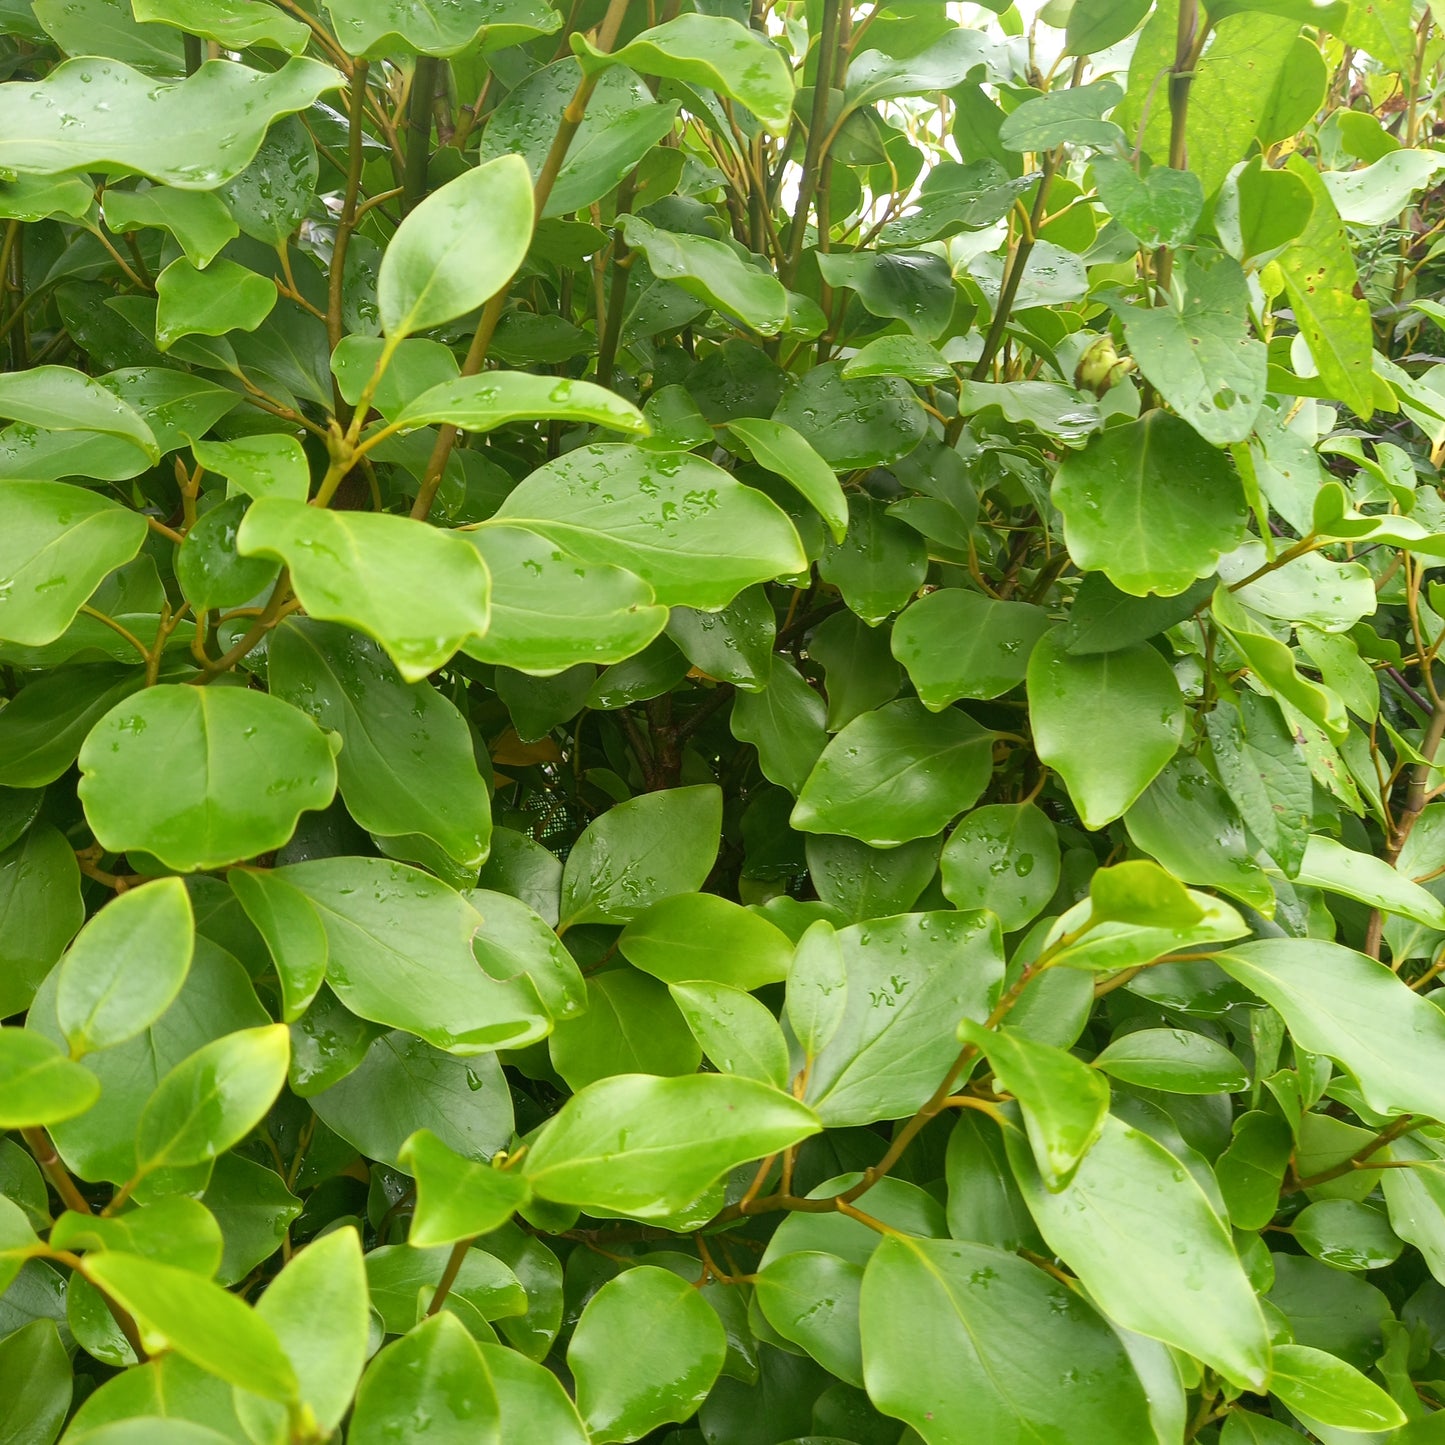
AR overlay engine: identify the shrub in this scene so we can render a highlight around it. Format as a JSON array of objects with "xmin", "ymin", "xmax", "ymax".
[{"xmin": 2, "ymin": 0, "xmax": 1445, "ymax": 1441}]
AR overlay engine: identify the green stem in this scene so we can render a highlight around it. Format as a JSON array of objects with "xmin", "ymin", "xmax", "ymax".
[{"xmin": 402, "ymin": 56, "xmax": 438, "ymax": 215}]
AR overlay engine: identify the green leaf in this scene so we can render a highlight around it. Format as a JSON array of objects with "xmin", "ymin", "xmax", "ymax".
[
  {"xmin": 844, "ymin": 28, "xmax": 995, "ymax": 111},
  {"xmin": 569, "ymin": 1266, "xmax": 726, "ymax": 1442},
  {"xmin": 548, "ymin": 971, "xmax": 700, "ymax": 1090},
  {"xmin": 478, "ymin": 64, "xmax": 678, "ymax": 220},
  {"xmin": 191, "ymin": 435, "xmax": 310, "ymax": 504},
  {"xmin": 51, "ymin": 1194, "xmax": 223, "ymax": 1276},
  {"xmin": 842, "ymin": 334, "xmax": 956, "ymax": 385},
  {"xmin": 522, "ymin": 1073, "xmax": 821, "ymax": 1220},
  {"xmin": 1027, "ymin": 629, "xmax": 1185, "ymax": 828},
  {"xmin": 83, "ymin": 1252, "xmax": 297, "ymax": 1402},
  {"xmin": 481, "ymin": 1343, "xmax": 587, "ymax": 1442},
  {"xmin": 0, "ymin": 823, "xmax": 84, "ymax": 1019},
  {"xmin": 227, "ymin": 868, "xmax": 326, "ymax": 1022},
  {"xmin": 102, "ymin": 186, "xmax": 239, "ymax": 270},
  {"xmin": 731, "ymin": 658, "xmax": 828, "ymax": 794},
  {"xmin": 324, "ymin": 0, "xmax": 558, "ymax": 56},
  {"xmin": 57, "ymin": 877, "xmax": 194, "ymax": 1057},
  {"xmin": 1052, "ymin": 412, "xmax": 1248, "ymax": 596},
  {"xmin": 1121, "ymin": 252, "xmax": 1266, "ymax": 445},
  {"xmin": 1093, "ymin": 156, "xmax": 1204, "ymax": 249},
  {"xmin": 1216, "ymin": 157, "xmax": 1316, "ymax": 266},
  {"xmin": 0, "ymin": 1028, "xmax": 99, "ymax": 1128},
  {"xmin": 1211, "ymin": 584, "xmax": 1348, "ymax": 742},
  {"xmin": 379, "ymin": 155, "xmax": 534, "ymax": 338},
  {"xmin": 755, "ymin": 1249, "xmax": 864, "ymax": 1385},
  {"xmin": 28, "ymin": 939, "xmax": 269, "ymax": 1186},
  {"xmin": 1276, "ymin": 155, "xmax": 1375, "ymax": 417},
  {"xmin": 1293, "ymin": 1199, "xmax": 1401, "ymax": 1270},
  {"xmin": 461, "ymin": 524, "xmax": 666, "ymax": 674},
  {"xmin": 278, "ymin": 857, "xmax": 550, "ymax": 1052},
  {"xmin": 0, "ymin": 481, "xmax": 148, "ymax": 646},
  {"xmin": 154, "ymin": 259, "xmax": 275, "ymax": 352},
  {"xmin": 1066, "ymin": 0, "xmax": 1151, "ymax": 53},
  {"xmin": 391, "ymin": 372, "xmax": 647, "ymax": 437},
  {"xmin": 215, "ymin": 114, "xmax": 317, "ymax": 245},
  {"xmin": 860, "ymin": 1237, "xmax": 1154, "ymax": 1442},
  {"xmin": 618, "ymin": 893, "xmax": 792, "ymax": 990},
  {"xmin": 786, "ymin": 920, "xmax": 848, "ymax": 1061},
  {"xmin": 814, "ymin": 250, "xmax": 958, "ymax": 342},
  {"xmin": 350, "ymin": 1312, "xmax": 500, "ymax": 1445},
  {"xmin": 792, "ymin": 699, "xmax": 994, "ymax": 847},
  {"xmin": 0, "ymin": 58, "xmax": 340, "ymax": 189},
  {"xmin": 134, "ymin": 0, "xmax": 310, "ymax": 50},
  {"xmin": 999, "ymin": 80, "xmax": 1124, "ymax": 150},
  {"xmin": 804, "ymin": 912, "xmax": 1004, "ymax": 1126},
  {"xmin": 1094, "ymin": 1027, "xmax": 1250, "ymax": 1094},
  {"xmin": 400, "ymin": 1130, "xmax": 532, "ymax": 1247},
  {"xmin": 0, "ymin": 1319, "xmax": 71, "ymax": 1445},
  {"xmin": 1007, "ymin": 1115, "xmax": 1271, "ymax": 1390},
  {"xmin": 892, "ymin": 591, "xmax": 1050, "ymax": 708},
  {"xmin": 1268, "ymin": 1343, "xmax": 1406, "ymax": 1431},
  {"xmin": 724, "ymin": 418, "xmax": 848, "ymax": 543},
  {"xmin": 819, "ymin": 495, "xmax": 928, "ymax": 626},
  {"xmin": 235, "ymin": 1228, "xmax": 369, "ymax": 1440},
  {"xmin": 135, "ymin": 1023, "xmax": 290, "ymax": 1172},
  {"xmin": 669, "ymin": 981, "xmax": 790, "ymax": 1089},
  {"xmin": 77, "ymin": 685, "xmax": 339, "ymax": 872},
  {"xmin": 1215, "ymin": 939, "xmax": 1445, "ymax": 1119},
  {"xmin": 310, "ymin": 1030, "xmax": 513, "ymax": 1171},
  {"xmin": 176, "ymin": 498, "xmax": 281, "ymax": 616},
  {"xmin": 959, "ymin": 1021, "xmax": 1108, "ymax": 1190},
  {"xmin": 268, "ymin": 618, "xmax": 491, "ymax": 876},
  {"xmin": 237, "ymin": 500, "xmax": 492, "ymax": 683},
  {"xmin": 559, "ymin": 784, "xmax": 722, "ymax": 928},
  {"xmin": 771, "ymin": 363, "xmax": 927, "ymax": 471},
  {"xmin": 940, "ymin": 803, "xmax": 1060, "ymax": 933},
  {"xmin": 468, "ymin": 888, "xmax": 586, "ymax": 1027},
  {"xmin": 620, "ymin": 216, "xmax": 788, "ymax": 336},
  {"xmin": 587, "ymin": 14, "xmax": 792, "ymax": 131},
  {"xmin": 1124, "ymin": 753, "xmax": 1275, "ymax": 912},
  {"xmin": 493, "ymin": 444, "xmax": 805, "ymax": 611}
]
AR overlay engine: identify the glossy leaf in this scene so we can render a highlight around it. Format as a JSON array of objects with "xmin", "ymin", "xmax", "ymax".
[
  {"xmin": 278, "ymin": 858, "xmax": 550, "ymax": 1053},
  {"xmin": 559, "ymin": 784, "xmax": 722, "ymax": 929},
  {"xmin": 83, "ymin": 1252, "xmax": 297, "ymax": 1402},
  {"xmin": 268, "ymin": 618, "xmax": 491, "ymax": 876},
  {"xmin": 1007, "ymin": 1115, "xmax": 1271, "ymax": 1390},
  {"xmin": 860, "ymin": 1237, "xmax": 1153, "ymax": 1443},
  {"xmin": 0, "ymin": 481, "xmax": 148, "ymax": 645},
  {"xmin": 1027, "ymin": 629, "xmax": 1185, "ymax": 828},
  {"xmin": 400, "ymin": 1130, "xmax": 531, "ymax": 1247},
  {"xmin": 792, "ymin": 699, "xmax": 994, "ymax": 847},
  {"xmin": 522, "ymin": 1073, "xmax": 821, "ymax": 1219},
  {"xmin": 350, "ymin": 1312, "xmax": 500, "ymax": 1445},
  {"xmin": 1052, "ymin": 412, "xmax": 1248, "ymax": 597},
  {"xmin": 1215, "ymin": 939, "xmax": 1445, "ymax": 1119},
  {"xmin": 0, "ymin": 58, "xmax": 339, "ymax": 189},
  {"xmin": 237, "ymin": 500, "xmax": 492, "ymax": 683},
  {"xmin": 569, "ymin": 1266, "xmax": 726, "ymax": 1442},
  {"xmin": 493, "ymin": 445, "xmax": 806, "ymax": 611},
  {"xmin": 618, "ymin": 893, "xmax": 792, "ymax": 990},
  {"xmin": 135, "ymin": 1023, "xmax": 290, "ymax": 1172},
  {"xmin": 0, "ymin": 1027, "xmax": 99, "ymax": 1127},
  {"xmin": 378, "ymin": 155, "xmax": 534, "ymax": 338},
  {"xmin": 725, "ymin": 417, "xmax": 848, "ymax": 542},
  {"xmin": 325, "ymin": 0, "xmax": 557, "ymax": 57},
  {"xmin": 891, "ymin": 591, "xmax": 1050, "ymax": 708},
  {"xmin": 57, "ymin": 877, "xmax": 194, "ymax": 1057},
  {"xmin": 959, "ymin": 1020, "xmax": 1108, "ymax": 1190},
  {"xmin": 77, "ymin": 685, "xmax": 338, "ymax": 872},
  {"xmin": 940, "ymin": 803, "xmax": 1059, "ymax": 932}
]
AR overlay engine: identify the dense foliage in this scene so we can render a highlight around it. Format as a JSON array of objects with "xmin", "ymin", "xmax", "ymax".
[{"xmin": 9, "ymin": 0, "xmax": 1445, "ymax": 1439}]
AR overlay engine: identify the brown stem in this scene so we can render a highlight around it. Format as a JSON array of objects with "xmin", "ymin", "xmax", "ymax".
[
  {"xmin": 426, "ymin": 1237, "xmax": 472, "ymax": 1316},
  {"xmin": 22, "ymin": 1128, "xmax": 92, "ymax": 1216}
]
